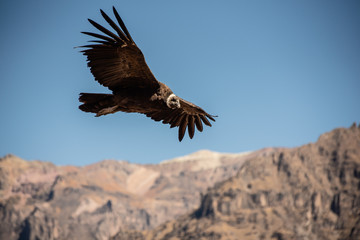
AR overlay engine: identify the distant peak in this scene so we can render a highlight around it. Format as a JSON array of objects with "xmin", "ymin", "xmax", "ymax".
[
  {"xmin": 160, "ymin": 150, "xmax": 252, "ymax": 165},
  {"xmin": 160, "ymin": 150, "xmax": 219, "ymax": 165},
  {"xmin": 0, "ymin": 154, "xmax": 27, "ymax": 166}
]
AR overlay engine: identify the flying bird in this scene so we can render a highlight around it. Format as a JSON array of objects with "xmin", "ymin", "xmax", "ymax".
[{"xmin": 78, "ymin": 7, "xmax": 216, "ymax": 141}]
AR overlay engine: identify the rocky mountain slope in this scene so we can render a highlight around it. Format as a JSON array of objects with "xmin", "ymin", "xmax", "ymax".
[
  {"xmin": 0, "ymin": 148, "xmax": 265, "ymax": 240},
  {"xmin": 1, "ymin": 124, "xmax": 359, "ymax": 240},
  {"xmin": 112, "ymin": 123, "xmax": 360, "ymax": 240}
]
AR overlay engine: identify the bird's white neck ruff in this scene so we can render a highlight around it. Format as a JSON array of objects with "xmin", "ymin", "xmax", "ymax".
[{"xmin": 166, "ymin": 93, "xmax": 176, "ymax": 106}]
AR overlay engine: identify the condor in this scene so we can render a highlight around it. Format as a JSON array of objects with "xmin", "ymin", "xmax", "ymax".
[{"xmin": 79, "ymin": 7, "xmax": 216, "ymax": 141}]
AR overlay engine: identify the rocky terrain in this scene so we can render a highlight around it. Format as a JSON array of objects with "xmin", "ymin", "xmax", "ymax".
[
  {"xmin": 112, "ymin": 123, "xmax": 360, "ymax": 240},
  {"xmin": 1, "ymin": 123, "xmax": 359, "ymax": 240},
  {"xmin": 0, "ymin": 147, "xmax": 264, "ymax": 240}
]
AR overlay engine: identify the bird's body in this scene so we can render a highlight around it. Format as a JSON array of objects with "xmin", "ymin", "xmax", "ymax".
[
  {"xmin": 80, "ymin": 83, "xmax": 173, "ymax": 115},
  {"xmin": 79, "ymin": 7, "xmax": 216, "ymax": 141}
]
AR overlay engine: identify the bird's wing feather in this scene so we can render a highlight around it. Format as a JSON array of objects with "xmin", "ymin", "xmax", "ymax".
[
  {"xmin": 145, "ymin": 98, "xmax": 216, "ymax": 141},
  {"xmin": 79, "ymin": 7, "xmax": 159, "ymax": 92}
]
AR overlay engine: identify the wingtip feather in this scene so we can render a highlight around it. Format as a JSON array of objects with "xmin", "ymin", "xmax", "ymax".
[
  {"xmin": 194, "ymin": 115, "xmax": 203, "ymax": 132},
  {"xmin": 112, "ymin": 6, "xmax": 134, "ymax": 43},
  {"xmin": 200, "ymin": 115, "xmax": 212, "ymax": 127},
  {"xmin": 178, "ymin": 115, "xmax": 188, "ymax": 142},
  {"xmin": 188, "ymin": 116, "xmax": 195, "ymax": 139}
]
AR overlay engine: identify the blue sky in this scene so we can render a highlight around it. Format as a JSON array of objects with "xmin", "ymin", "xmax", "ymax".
[{"xmin": 1, "ymin": 1, "xmax": 359, "ymax": 166}]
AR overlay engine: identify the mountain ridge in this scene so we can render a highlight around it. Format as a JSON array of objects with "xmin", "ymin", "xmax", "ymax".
[
  {"xmin": 0, "ymin": 146, "xmax": 262, "ymax": 239},
  {"xmin": 110, "ymin": 123, "xmax": 360, "ymax": 240},
  {"xmin": 1, "ymin": 124, "xmax": 359, "ymax": 240}
]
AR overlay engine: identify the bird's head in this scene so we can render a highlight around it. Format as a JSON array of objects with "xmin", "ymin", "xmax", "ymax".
[{"xmin": 166, "ymin": 93, "xmax": 181, "ymax": 109}]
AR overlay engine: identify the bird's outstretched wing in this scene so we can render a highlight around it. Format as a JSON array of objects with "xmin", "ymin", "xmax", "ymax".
[
  {"xmin": 146, "ymin": 98, "xmax": 216, "ymax": 141},
  {"xmin": 79, "ymin": 7, "xmax": 159, "ymax": 92}
]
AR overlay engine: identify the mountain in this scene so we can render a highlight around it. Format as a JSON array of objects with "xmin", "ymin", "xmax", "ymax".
[
  {"xmin": 0, "ymin": 147, "xmax": 264, "ymax": 240},
  {"xmin": 1, "ymin": 124, "xmax": 359, "ymax": 240},
  {"xmin": 112, "ymin": 123, "xmax": 360, "ymax": 240}
]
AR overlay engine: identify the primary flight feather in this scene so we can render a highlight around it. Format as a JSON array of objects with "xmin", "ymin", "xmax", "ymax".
[{"xmin": 78, "ymin": 7, "xmax": 216, "ymax": 141}]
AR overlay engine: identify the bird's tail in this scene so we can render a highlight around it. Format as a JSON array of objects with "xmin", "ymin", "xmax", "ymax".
[{"xmin": 79, "ymin": 93, "xmax": 117, "ymax": 117}]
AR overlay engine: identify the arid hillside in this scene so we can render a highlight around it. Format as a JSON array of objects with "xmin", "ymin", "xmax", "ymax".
[
  {"xmin": 1, "ymin": 124, "xmax": 359, "ymax": 240},
  {"xmin": 0, "ymin": 147, "xmax": 266, "ymax": 240},
  {"xmin": 112, "ymin": 123, "xmax": 360, "ymax": 240}
]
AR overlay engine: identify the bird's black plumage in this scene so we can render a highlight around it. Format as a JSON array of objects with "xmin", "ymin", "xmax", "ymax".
[{"xmin": 79, "ymin": 7, "xmax": 216, "ymax": 141}]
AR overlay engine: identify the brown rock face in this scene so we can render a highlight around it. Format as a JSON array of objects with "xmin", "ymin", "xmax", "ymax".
[
  {"xmin": 126, "ymin": 124, "xmax": 359, "ymax": 240},
  {"xmin": 2, "ymin": 124, "xmax": 359, "ymax": 240},
  {"xmin": 0, "ymin": 149, "xmax": 256, "ymax": 240}
]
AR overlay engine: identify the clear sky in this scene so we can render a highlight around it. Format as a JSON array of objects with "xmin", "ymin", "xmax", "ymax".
[{"xmin": 1, "ymin": 1, "xmax": 359, "ymax": 166}]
